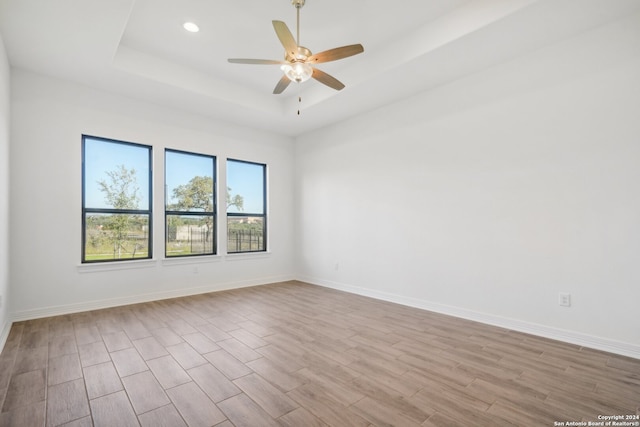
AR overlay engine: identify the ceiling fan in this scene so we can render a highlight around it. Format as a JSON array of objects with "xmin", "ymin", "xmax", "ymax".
[{"xmin": 228, "ymin": 0, "xmax": 364, "ymax": 95}]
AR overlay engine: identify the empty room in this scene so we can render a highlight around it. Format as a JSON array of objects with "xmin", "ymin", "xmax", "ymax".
[{"xmin": 0, "ymin": 0, "xmax": 638, "ymax": 426}]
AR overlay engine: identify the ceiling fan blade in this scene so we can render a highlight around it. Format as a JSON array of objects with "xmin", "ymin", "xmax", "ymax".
[
  {"xmin": 272, "ymin": 20, "xmax": 298, "ymax": 58},
  {"xmin": 273, "ymin": 75, "xmax": 292, "ymax": 94},
  {"xmin": 311, "ymin": 68, "xmax": 345, "ymax": 91},
  {"xmin": 228, "ymin": 58, "xmax": 286, "ymax": 65},
  {"xmin": 307, "ymin": 44, "xmax": 364, "ymax": 64}
]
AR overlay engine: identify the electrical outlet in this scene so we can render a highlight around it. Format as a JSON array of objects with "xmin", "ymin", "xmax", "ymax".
[{"xmin": 558, "ymin": 293, "xmax": 571, "ymax": 307}]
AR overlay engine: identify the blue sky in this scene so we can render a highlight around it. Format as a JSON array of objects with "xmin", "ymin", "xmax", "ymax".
[
  {"xmin": 226, "ymin": 159, "xmax": 264, "ymax": 214},
  {"xmin": 84, "ymin": 138, "xmax": 264, "ymax": 213},
  {"xmin": 84, "ymin": 138, "xmax": 150, "ymax": 209}
]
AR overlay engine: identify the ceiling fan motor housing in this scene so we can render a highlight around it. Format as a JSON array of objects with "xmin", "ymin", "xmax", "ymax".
[{"xmin": 286, "ymin": 46, "xmax": 312, "ymax": 62}]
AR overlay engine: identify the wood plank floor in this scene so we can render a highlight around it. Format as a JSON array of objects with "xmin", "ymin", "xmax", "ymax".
[{"xmin": 0, "ymin": 281, "xmax": 638, "ymax": 426}]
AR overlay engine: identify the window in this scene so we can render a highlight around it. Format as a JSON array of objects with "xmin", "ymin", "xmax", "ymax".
[
  {"xmin": 165, "ymin": 150, "xmax": 216, "ymax": 257},
  {"xmin": 82, "ymin": 135, "xmax": 152, "ymax": 263},
  {"xmin": 227, "ymin": 159, "xmax": 266, "ymax": 253}
]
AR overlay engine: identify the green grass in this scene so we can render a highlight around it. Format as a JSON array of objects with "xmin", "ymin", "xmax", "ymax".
[{"xmin": 84, "ymin": 251, "xmax": 149, "ymax": 261}]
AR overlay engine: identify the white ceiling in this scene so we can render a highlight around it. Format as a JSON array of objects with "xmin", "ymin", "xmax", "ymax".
[{"xmin": 1, "ymin": 0, "xmax": 639, "ymax": 136}]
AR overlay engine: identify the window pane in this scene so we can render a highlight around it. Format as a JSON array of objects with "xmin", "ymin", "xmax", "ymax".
[
  {"xmin": 227, "ymin": 217, "xmax": 264, "ymax": 252},
  {"xmin": 165, "ymin": 150, "xmax": 216, "ymax": 257},
  {"xmin": 82, "ymin": 136, "xmax": 152, "ymax": 263},
  {"xmin": 226, "ymin": 160, "xmax": 264, "ymax": 214},
  {"xmin": 84, "ymin": 137, "xmax": 150, "ymax": 210},
  {"xmin": 166, "ymin": 151, "xmax": 214, "ymax": 213},
  {"xmin": 84, "ymin": 213, "xmax": 150, "ymax": 261},
  {"xmin": 166, "ymin": 214, "xmax": 215, "ymax": 256}
]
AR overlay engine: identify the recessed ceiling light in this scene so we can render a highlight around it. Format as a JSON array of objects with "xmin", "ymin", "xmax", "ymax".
[{"xmin": 183, "ymin": 22, "xmax": 199, "ymax": 33}]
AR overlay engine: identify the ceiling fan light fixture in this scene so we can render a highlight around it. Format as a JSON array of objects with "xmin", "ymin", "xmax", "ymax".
[{"xmin": 281, "ymin": 62, "xmax": 313, "ymax": 83}]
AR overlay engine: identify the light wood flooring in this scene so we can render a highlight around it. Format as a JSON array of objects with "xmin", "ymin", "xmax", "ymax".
[{"xmin": 0, "ymin": 281, "xmax": 638, "ymax": 426}]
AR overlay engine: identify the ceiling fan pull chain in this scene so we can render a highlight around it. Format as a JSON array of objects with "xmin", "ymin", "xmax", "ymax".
[{"xmin": 297, "ymin": 82, "xmax": 302, "ymax": 115}]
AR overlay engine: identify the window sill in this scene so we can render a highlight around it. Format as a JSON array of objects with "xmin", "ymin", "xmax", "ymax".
[
  {"xmin": 76, "ymin": 252, "xmax": 269, "ymax": 273},
  {"xmin": 161, "ymin": 255, "xmax": 222, "ymax": 266},
  {"xmin": 224, "ymin": 251, "xmax": 271, "ymax": 261},
  {"xmin": 77, "ymin": 259, "xmax": 157, "ymax": 273}
]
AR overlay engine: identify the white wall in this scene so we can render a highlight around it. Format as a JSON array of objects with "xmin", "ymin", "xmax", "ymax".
[
  {"xmin": 0, "ymin": 35, "xmax": 10, "ymax": 344},
  {"xmin": 9, "ymin": 69, "xmax": 295, "ymax": 319},
  {"xmin": 295, "ymin": 14, "xmax": 640, "ymax": 357}
]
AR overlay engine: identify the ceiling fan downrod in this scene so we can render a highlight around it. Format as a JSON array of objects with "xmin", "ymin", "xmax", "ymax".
[{"xmin": 292, "ymin": 0, "xmax": 305, "ymax": 45}]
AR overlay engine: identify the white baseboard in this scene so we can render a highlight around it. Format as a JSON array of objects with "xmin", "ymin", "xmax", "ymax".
[
  {"xmin": 299, "ymin": 276, "xmax": 640, "ymax": 360},
  {"xmin": 11, "ymin": 274, "xmax": 295, "ymax": 322},
  {"xmin": 0, "ymin": 318, "xmax": 12, "ymax": 353}
]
